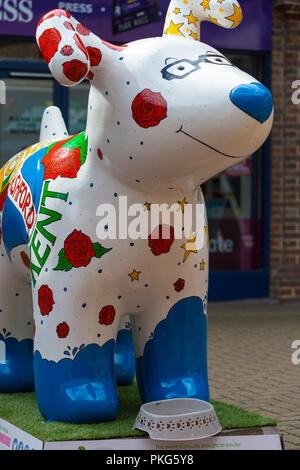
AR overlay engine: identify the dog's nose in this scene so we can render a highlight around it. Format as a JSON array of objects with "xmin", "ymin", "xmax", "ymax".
[{"xmin": 230, "ymin": 82, "xmax": 273, "ymax": 124}]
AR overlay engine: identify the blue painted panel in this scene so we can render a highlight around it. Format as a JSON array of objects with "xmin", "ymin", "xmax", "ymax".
[
  {"xmin": 21, "ymin": 147, "xmax": 46, "ymax": 211},
  {"xmin": 2, "ymin": 147, "xmax": 47, "ymax": 257},
  {"xmin": 2, "ymin": 197, "xmax": 29, "ymax": 256}
]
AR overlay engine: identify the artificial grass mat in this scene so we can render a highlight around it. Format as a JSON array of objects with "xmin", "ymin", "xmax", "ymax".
[{"xmin": 0, "ymin": 383, "xmax": 277, "ymax": 442}]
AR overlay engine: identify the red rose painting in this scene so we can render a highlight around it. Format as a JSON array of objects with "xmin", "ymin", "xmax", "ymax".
[
  {"xmin": 54, "ymin": 229, "xmax": 112, "ymax": 272},
  {"xmin": 42, "ymin": 146, "xmax": 81, "ymax": 180},
  {"xmin": 87, "ymin": 71, "xmax": 94, "ymax": 81},
  {"xmin": 132, "ymin": 89, "xmax": 167, "ymax": 128},
  {"xmin": 99, "ymin": 305, "xmax": 116, "ymax": 326},
  {"xmin": 76, "ymin": 23, "xmax": 90, "ymax": 36},
  {"xmin": 56, "ymin": 322, "xmax": 70, "ymax": 339},
  {"xmin": 63, "ymin": 59, "xmax": 88, "ymax": 82},
  {"xmin": 87, "ymin": 47, "xmax": 102, "ymax": 67},
  {"xmin": 148, "ymin": 225, "xmax": 175, "ymax": 256},
  {"xmin": 60, "ymin": 45, "xmax": 74, "ymax": 57},
  {"xmin": 174, "ymin": 278, "xmax": 185, "ymax": 292},
  {"xmin": 38, "ymin": 285, "xmax": 55, "ymax": 316},
  {"xmin": 64, "ymin": 230, "xmax": 96, "ymax": 268},
  {"xmin": 64, "ymin": 21, "xmax": 75, "ymax": 31},
  {"xmin": 38, "ymin": 28, "xmax": 62, "ymax": 64}
]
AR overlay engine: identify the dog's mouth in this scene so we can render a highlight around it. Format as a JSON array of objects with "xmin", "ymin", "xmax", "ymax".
[{"xmin": 176, "ymin": 125, "xmax": 245, "ymax": 159}]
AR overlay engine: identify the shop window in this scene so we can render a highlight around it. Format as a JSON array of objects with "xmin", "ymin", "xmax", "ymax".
[{"xmin": 0, "ymin": 77, "xmax": 53, "ymax": 167}]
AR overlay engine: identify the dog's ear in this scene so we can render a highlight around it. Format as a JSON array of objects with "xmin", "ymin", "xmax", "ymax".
[
  {"xmin": 163, "ymin": 0, "xmax": 242, "ymax": 41},
  {"xmin": 36, "ymin": 9, "xmax": 103, "ymax": 86}
]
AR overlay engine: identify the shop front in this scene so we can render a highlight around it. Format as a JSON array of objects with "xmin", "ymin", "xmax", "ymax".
[{"xmin": 0, "ymin": 0, "xmax": 272, "ymax": 301}]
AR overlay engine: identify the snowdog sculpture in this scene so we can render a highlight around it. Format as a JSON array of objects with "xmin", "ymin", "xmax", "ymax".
[{"xmin": 0, "ymin": 0, "xmax": 273, "ymax": 423}]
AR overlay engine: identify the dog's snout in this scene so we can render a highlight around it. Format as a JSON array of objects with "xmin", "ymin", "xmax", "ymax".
[{"xmin": 230, "ymin": 82, "xmax": 273, "ymax": 124}]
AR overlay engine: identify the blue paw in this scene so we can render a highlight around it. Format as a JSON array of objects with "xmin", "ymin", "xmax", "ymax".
[
  {"xmin": 34, "ymin": 340, "xmax": 119, "ymax": 423},
  {"xmin": 115, "ymin": 329, "xmax": 135, "ymax": 386},
  {"xmin": 136, "ymin": 296, "xmax": 210, "ymax": 403},
  {"xmin": 0, "ymin": 334, "xmax": 34, "ymax": 392}
]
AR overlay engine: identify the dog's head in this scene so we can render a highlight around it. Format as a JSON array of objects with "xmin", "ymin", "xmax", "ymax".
[{"xmin": 36, "ymin": 1, "xmax": 273, "ymax": 189}]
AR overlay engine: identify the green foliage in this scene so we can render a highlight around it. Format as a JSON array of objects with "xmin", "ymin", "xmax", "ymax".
[{"xmin": 53, "ymin": 248, "xmax": 73, "ymax": 272}]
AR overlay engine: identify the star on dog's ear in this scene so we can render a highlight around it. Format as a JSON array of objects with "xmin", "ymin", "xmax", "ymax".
[
  {"xmin": 36, "ymin": 9, "xmax": 104, "ymax": 86},
  {"xmin": 163, "ymin": 0, "xmax": 243, "ymax": 42}
]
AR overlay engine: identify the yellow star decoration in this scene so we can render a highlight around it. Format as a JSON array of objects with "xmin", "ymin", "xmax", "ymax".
[
  {"xmin": 200, "ymin": 0, "xmax": 210, "ymax": 11},
  {"xmin": 204, "ymin": 225, "xmax": 209, "ymax": 248},
  {"xmin": 200, "ymin": 260, "xmax": 206, "ymax": 271},
  {"xmin": 164, "ymin": 20, "xmax": 184, "ymax": 36},
  {"xmin": 173, "ymin": 7, "xmax": 181, "ymax": 14},
  {"xmin": 189, "ymin": 31, "xmax": 198, "ymax": 40},
  {"xmin": 185, "ymin": 27, "xmax": 190, "ymax": 33},
  {"xmin": 208, "ymin": 15, "xmax": 219, "ymax": 25},
  {"xmin": 177, "ymin": 197, "xmax": 188, "ymax": 213},
  {"xmin": 144, "ymin": 202, "xmax": 151, "ymax": 211},
  {"xmin": 184, "ymin": 10, "xmax": 198, "ymax": 26},
  {"xmin": 128, "ymin": 269, "xmax": 141, "ymax": 282},
  {"xmin": 226, "ymin": 4, "xmax": 242, "ymax": 29},
  {"xmin": 219, "ymin": 8, "xmax": 224, "ymax": 13},
  {"xmin": 181, "ymin": 234, "xmax": 198, "ymax": 263},
  {"xmin": 183, "ymin": 0, "xmax": 189, "ymax": 4}
]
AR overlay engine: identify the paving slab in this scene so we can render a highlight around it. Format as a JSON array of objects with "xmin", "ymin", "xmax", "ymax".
[{"xmin": 208, "ymin": 298, "xmax": 300, "ymax": 450}]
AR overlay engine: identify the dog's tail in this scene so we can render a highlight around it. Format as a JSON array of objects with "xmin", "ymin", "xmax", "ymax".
[{"xmin": 40, "ymin": 106, "xmax": 69, "ymax": 142}]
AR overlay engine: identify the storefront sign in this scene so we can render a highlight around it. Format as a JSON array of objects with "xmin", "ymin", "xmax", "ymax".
[{"xmin": 0, "ymin": 0, "xmax": 272, "ymax": 51}]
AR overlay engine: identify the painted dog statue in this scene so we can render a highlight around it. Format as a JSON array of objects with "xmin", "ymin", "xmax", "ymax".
[{"xmin": 0, "ymin": 0, "xmax": 273, "ymax": 423}]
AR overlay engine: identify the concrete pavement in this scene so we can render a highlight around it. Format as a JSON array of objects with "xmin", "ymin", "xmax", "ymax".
[{"xmin": 207, "ymin": 299, "xmax": 300, "ymax": 450}]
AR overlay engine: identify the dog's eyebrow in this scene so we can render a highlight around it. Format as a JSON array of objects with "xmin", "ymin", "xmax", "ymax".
[
  {"xmin": 206, "ymin": 50, "xmax": 226, "ymax": 58},
  {"xmin": 165, "ymin": 57, "xmax": 178, "ymax": 65}
]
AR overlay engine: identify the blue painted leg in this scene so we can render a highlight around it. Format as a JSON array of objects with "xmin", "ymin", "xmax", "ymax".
[
  {"xmin": 0, "ymin": 276, "xmax": 34, "ymax": 393},
  {"xmin": 0, "ymin": 335, "xmax": 34, "ymax": 392},
  {"xmin": 135, "ymin": 297, "xmax": 210, "ymax": 403},
  {"xmin": 115, "ymin": 328, "xmax": 135, "ymax": 386},
  {"xmin": 34, "ymin": 340, "xmax": 119, "ymax": 423}
]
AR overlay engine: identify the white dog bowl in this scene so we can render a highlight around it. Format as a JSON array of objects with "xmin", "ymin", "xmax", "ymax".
[{"xmin": 134, "ymin": 398, "xmax": 222, "ymax": 441}]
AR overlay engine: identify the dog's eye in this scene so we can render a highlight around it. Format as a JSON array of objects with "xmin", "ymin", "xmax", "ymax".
[
  {"xmin": 205, "ymin": 55, "xmax": 232, "ymax": 66},
  {"xmin": 166, "ymin": 61, "xmax": 196, "ymax": 77}
]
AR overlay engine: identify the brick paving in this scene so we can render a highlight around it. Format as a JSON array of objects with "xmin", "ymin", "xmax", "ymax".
[{"xmin": 207, "ymin": 299, "xmax": 300, "ymax": 450}]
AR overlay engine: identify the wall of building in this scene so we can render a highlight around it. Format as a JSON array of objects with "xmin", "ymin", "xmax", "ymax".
[
  {"xmin": 0, "ymin": 39, "xmax": 39, "ymax": 59},
  {"xmin": 270, "ymin": 0, "xmax": 300, "ymax": 301}
]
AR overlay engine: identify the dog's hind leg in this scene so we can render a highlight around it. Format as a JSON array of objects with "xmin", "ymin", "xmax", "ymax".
[{"xmin": 0, "ymin": 247, "xmax": 34, "ymax": 392}]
